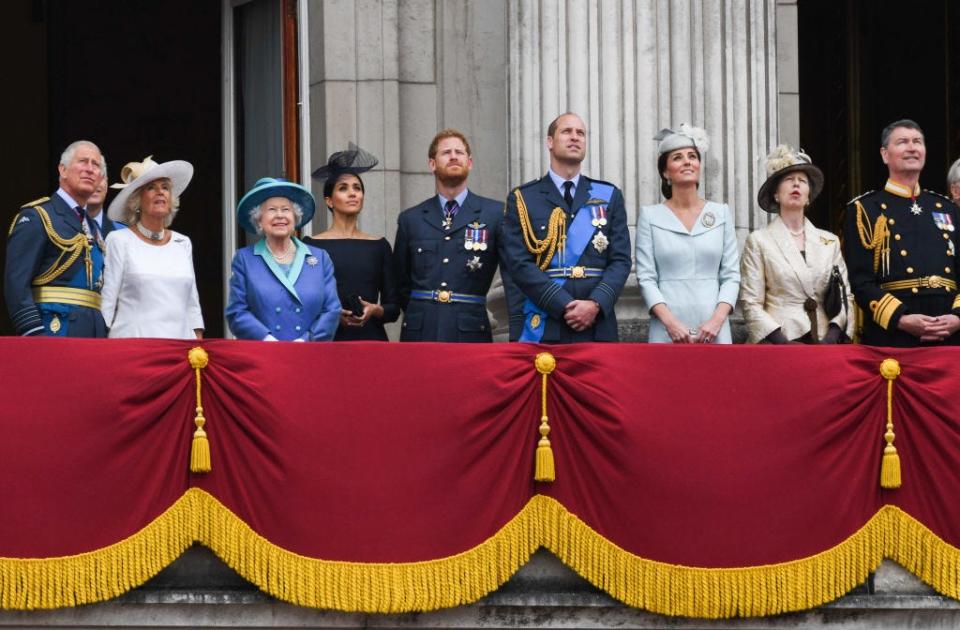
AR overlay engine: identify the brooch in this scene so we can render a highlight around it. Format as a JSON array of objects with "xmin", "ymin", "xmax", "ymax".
[
  {"xmin": 305, "ymin": 255, "xmax": 318, "ymax": 266},
  {"xmin": 592, "ymin": 231, "xmax": 609, "ymax": 253},
  {"xmin": 701, "ymin": 211, "xmax": 716, "ymax": 227},
  {"xmin": 466, "ymin": 255, "xmax": 483, "ymax": 271}
]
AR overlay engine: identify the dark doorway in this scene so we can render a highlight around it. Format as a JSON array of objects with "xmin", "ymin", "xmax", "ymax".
[
  {"xmin": 0, "ymin": 0, "xmax": 223, "ymax": 336},
  {"xmin": 799, "ymin": 0, "xmax": 960, "ymax": 233}
]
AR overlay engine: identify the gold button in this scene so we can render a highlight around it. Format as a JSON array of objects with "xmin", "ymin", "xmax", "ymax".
[
  {"xmin": 907, "ymin": 267, "xmax": 914, "ymax": 273},
  {"xmin": 945, "ymin": 233, "xmax": 951, "ymax": 240},
  {"xmin": 440, "ymin": 282, "xmax": 448, "ymax": 287},
  {"xmin": 881, "ymin": 204, "xmax": 888, "ymax": 210},
  {"xmin": 442, "ymin": 258, "xmax": 449, "ymax": 264},
  {"xmin": 445, "ymin": 236, "xmax": 451, "ymax": 241},
  {"xmin": 894, "ymin": 234, "xmax": 901, "ymax": 240},
  {"xmin": 912, "ymin": 288, "xmax": 919, "ymax": 293},
  {"xmin": 937, "ymin": 202, "xmax": 943, "ymax": 208},
  {"xmin": 888, "ymin": 218, "xmax": 895, "ymax": 225},
  {"xmin": 947, "ymin": 267, "xmax": 952, "ymax": 273},
  {"xmin": 900, "ymin": 249, "xmax": 908, "ymax": 256}
]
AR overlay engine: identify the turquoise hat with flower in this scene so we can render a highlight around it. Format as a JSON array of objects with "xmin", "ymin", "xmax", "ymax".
[{"xmin": 236, "ymin": 177, "xmax": 316, "ymax": 234}]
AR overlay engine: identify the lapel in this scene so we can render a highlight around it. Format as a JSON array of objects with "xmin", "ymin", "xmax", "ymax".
[
  {"xmin": 418, "ymin": 197, "xmax": 447, "ymax": 234},
  {"xmin": 538, "ymin": 174, "xmax": 567, "ymax": 214},
  {"xmin": 450, "ymin": 191, "xmax": 482, "ymax": 233},
  {"xmin": 254, "ymin": 238, "xmax": 303, "ymax": 303},
  {"xmin": 50, "ymin": 193, "xmax": 82, "ymax": 233},
  {"xmin": 687, "ymin": 202, "xmax": 722, "ymax": 237},
  {"xmin": 769, "ymin": 216, "xmax": 814, "ymax": 297},
  {"xmin": 570, "ymin": 176, "xmax": 591, "ymax": 215}
]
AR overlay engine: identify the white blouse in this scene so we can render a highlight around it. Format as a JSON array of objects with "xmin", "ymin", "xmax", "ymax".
[{"xmin": 100, "ymin": 228, "xmax": 204, "ymax": 339}]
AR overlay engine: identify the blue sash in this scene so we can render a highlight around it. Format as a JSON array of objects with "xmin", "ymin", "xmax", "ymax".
[
  {"xmin": 42, "ymin": 238, "xmax": 105, "ymax": 337},
  {"xmin": 519, "ymin": 182, "xmax": 614, "ymax": 342}
]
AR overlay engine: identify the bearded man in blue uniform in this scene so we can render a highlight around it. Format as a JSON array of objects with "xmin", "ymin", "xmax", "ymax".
[
  {"xmin": 500, "ymin": 112, "xmax": 632, "ymax": 343},
  {"xmin": 843, "ymin": 119, "xmax": 960, "ymax": 346},
  {"xmin": 5, "ymin": 140, "xmax": 108, "ymax": 337}
]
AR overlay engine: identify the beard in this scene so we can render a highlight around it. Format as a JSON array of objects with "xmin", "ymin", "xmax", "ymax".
[{"xmin": 435, "ymin": 163, "xmax": 470, "ymax": 187}]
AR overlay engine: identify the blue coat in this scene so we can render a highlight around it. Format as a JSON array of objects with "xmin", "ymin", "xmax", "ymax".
[
  {"xmin": 501, "ymin": 174, "xmax": 632, "ymax": 342},
  {"xmin": 393, "ymin": 191, "xmax": 503, "ymax": 342},
  {"xmin": 226, "ymin": 238, "xmax": 341, "ymax": 341},
  {"xmin": 4, "ymin": 192, "xmax": 106, "ymax": 337}
]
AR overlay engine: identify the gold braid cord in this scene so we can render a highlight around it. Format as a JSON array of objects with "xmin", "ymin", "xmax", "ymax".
[
  {"xmin": 533, "ymin": 353, "xmax": 557, "ymax": 482},
  {"xmin": 29, "ymin": 207, "xmax": 93, "ymax": 288},
  {"xmin": 513, "ymin": 190, "xmax": 567, "ymax": 270},
  {"xmin": 854, "ymin": 201, "xmax": 890, "ymax": 275}
]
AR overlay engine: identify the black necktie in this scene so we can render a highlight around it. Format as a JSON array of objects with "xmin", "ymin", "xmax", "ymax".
[
  {"xmin": 75, "ymin": 206, "xmax": 94, "ymax": 241},
  {"xmin": 563, "ymin": 181, "xmax": 574, "ymax": 208},
  {"xmin": 444, "ymin": 199, "xmax": 459, "ymax": 219}
]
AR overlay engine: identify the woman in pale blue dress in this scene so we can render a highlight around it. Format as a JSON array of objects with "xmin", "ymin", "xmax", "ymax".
[{"xmin": 635, "ymin": 125, "xmax": 740, "ymax": 343}]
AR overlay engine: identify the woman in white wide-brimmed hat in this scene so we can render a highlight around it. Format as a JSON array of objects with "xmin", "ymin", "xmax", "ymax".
[
  {"xmin": 739, "ymin": 145, "xmax": 853, "ymax": 344},
  {"xmin": 635, "ymin": 124, "xmax": 741, "ymax": 343},
  {"xmin": 100, "ymin": 155, "xmax": 204, "ymax": 339}
]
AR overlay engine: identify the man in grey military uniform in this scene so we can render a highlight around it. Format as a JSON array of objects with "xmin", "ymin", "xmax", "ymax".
[{"xmin": 393, "ymin": 129, "xmax": 504, "ymax": 342}]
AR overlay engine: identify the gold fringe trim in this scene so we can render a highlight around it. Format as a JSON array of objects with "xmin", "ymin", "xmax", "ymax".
[
  {"xmin": 0, "ymin": 492, "xmax": 197, "ymax": 610},
  {"xmin": 6, "ymin": 492, "xmax": 960, "ymax": 617}
]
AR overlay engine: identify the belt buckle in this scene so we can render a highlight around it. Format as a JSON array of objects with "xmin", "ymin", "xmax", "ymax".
[
  {"xmin": 437, "ymin": 290, "xmax": 452, "ymax": 303},
  {"xmin": 928, "ymin": 275, "xmax": 942, "ymax": 289},
  {"xmin": 571, "ymin": 265, "xmax": 586, "ymax": 279}
]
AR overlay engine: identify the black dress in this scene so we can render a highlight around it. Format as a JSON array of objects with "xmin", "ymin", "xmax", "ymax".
[{"xmin": 303, "ymin": 237, "xmax": 400, "ymax": 341}]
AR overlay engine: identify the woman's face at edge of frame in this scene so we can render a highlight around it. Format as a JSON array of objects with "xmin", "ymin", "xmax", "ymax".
[{"xmin": 325, "ymin": 174, "xmax": 364, "ymax": 215}]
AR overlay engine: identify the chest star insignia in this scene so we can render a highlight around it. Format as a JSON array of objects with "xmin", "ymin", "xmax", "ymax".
[
  {"xmin": 466, "ymin": 255, "xmax": 483, "ymax": 271},
  {"xmin": 592, "ymin": 230, "xmax": 609, "ymax": 254},
  {"xmin": 910, "ymin": 201, "xmax": 923, "ymax": 215}
]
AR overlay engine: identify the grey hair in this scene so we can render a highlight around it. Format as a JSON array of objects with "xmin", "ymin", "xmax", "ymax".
[
  {"xmin": 123, "ymin": 183, "xmax": 182, "ymax": 228},
  {"xmin": 60, "ymin": 140, "xmax": 106, "ymax": 176},
  {"xmin": 948, "ymin": 158, "xmax": 960, "ymax": 190},
  {"xmin": 248, "ymin": 200, "xmax": 304, "ymax": 236},
  {"xmin": 880, "ymin": 119, "xmax": 923, "ymax": 148}
]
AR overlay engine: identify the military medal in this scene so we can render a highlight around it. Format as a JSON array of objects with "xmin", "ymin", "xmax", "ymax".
[
  {"xmin": 702, "ymin": 211, "xmax": 716, "ymax": 227},
  {"xmin": 910, "ymin": 200, "xmax": 923, "ymax": 215},
  {"xmin": 590, "ymin": 205, "xmax": 608, "ymax": 227},
  {"xmin": 933, "ymin": 212, "xmax": 954, "ymax": 232},
  {"xmin": 592, "ymin": 230, "xmax": 609, "ymax": 253},
  {"xmin": 442, "ymin": 216, "xmax": 453, "ymax": 230},
  {"xmin": 464, "ymin": 227, "xmax": 474, "ymax": 251},
  {"xmin": 477, "ymin": 228, "xmax": 488, "ymax": 251},
  {"xmin": 306, "ymin": 255, "xmax": 318, "ymax": 266},
  {"xmin": 466, "ymin": 255, "xmax": 482, "ymax": 271}
]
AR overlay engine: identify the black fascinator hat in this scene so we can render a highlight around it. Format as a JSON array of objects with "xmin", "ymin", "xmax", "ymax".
[{"xmin": 311, "ymin": 142, "xmax": 379, "ymax": 181}]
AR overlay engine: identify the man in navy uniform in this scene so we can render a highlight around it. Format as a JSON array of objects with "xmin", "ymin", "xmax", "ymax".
[
  {"xmin": 500, "ymin": 112, "xmax": 632, "ymax": 342},
  {"xmin": 393, "ymin": 129, "xmax": 503, "ymax": 341},
  {"xmin": 843, "ymin": 119, "xmax": 960, "ymax": 346},
  {"xmin": 5, "ymin": 140, "xmax": 108, "ymax": 337}
]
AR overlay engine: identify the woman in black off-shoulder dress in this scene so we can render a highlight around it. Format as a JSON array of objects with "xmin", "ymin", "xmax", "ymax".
[{"xmin": 304, "ymin": 145, "xmax": 399, "ymax": 341}]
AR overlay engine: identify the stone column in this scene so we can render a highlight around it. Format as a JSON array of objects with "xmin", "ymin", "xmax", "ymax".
[{"xmin": 506, "ymin": 0, "xmax": 780, "ymax": 339}]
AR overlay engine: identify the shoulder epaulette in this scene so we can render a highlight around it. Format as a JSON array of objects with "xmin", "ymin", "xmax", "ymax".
[
  {"xmin": 20, "ymin": 196, "xmax": 50, "ymax": 209},
  {"xmin": 516, "ymin": 178, "xmax": 540, "ymax": 191},
  {"xmin": 582, "ymin": 175, "xmax": 616, "ymax": 188},
  {"xmin": 924, "ymin": 189, "xmax": 956, "ymax": 204},
  {"xmin": 846, "ymin": 190, "xmax": 875, "ymax": 205}
]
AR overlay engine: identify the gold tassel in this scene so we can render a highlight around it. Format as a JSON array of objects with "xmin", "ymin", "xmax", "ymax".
[
  {"xmin": 188, "ymin": 347, "xmax": 211, "ymax": 473},
  {"xmin": 534, "ymin": 352, "xmax": 557, "ymax": 482},
  {"xmin": 879, "ymin": 358, "xmax": 901, "ymax": 489}
]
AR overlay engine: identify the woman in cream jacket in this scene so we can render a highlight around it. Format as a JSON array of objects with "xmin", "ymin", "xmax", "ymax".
[{"xmin": 740, "ymin": 146, "xmax": 854, "ymax": 343}]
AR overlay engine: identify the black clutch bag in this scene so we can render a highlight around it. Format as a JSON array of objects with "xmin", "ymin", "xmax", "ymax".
[{"xmin": 823, "ymin": 265, "xmax": 846, "ymax": 319}]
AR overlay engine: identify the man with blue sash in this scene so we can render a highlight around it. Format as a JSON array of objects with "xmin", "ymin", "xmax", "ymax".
[
  {"xmin": 501, "ymin": 112, "xmax": 632, "ymax": 342},
  {"xmin": 5, "ymin": 140, "xmax": 108, "ymax": 337},
  {"xmin": 394, "ymin": 129, "xmax": 504, "ymax": 342}
]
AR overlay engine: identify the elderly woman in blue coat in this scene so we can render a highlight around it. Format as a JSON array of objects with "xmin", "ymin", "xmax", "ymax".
[{"xmin": 226, "ymin": 178, "xmax": 341, "ymax": 341}]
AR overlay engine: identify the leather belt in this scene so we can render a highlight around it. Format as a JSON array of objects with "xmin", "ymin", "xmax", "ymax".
[
  {"xmin": 880, "ymin": 275, "xmax": 957, "ymax": 292},
  {"xmin": 32, "ymin": 286, "xmax": 102, "ymax": 309},
  {"xmin": 410, "ymin": 289, "xmax": 486, "ymax": 305},
  {"xmin": 545, "ymin": 266, "xmax": 603, "ymax": 279}
]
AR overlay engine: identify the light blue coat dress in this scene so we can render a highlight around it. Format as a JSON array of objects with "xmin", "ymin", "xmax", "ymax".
[
  {"xmin": 635, "ymin": 201, "xmax": 741, "ymax": 343},
  {"xmin": 226, "ymin": 238, "xmax": 341, "ymax": 341}
]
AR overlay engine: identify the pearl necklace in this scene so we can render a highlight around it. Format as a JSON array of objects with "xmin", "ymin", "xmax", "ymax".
[
  {"xmin": 136, "ymin": 221, "xmax": 164, "ymax": 241},
  {"xmin": 268, "ymin": 240, "xmax": 294, "ymax": 263}
]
